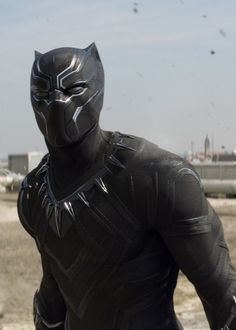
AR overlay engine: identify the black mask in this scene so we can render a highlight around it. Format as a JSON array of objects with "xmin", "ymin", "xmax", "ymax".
[{"xmin": 31, "ymin": 43, "xmax": 104, "ymax": 147}]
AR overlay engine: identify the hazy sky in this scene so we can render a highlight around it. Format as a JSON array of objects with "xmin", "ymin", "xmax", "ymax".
[{"xmin": 1, "ymin": 0, "xmax": 236, "ymax": 157}]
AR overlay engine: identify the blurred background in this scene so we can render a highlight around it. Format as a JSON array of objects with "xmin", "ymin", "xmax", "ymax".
[
  {"xmin": 0, "ymin": 0, "xmax": 236, "ymax": 329},
  {"xmin": 1, "ymin": 0, "xmax": 236, "ymax": 158}
]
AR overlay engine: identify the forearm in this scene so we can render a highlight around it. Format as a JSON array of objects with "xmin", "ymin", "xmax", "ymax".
[
  {"xmin": 34, "ymin": 281, "xmax": 66, "ymax": 330},
  {"xmin": 33, "ymin": 253, "xmax": 66, "ymax": 330},
  {"xmin": 162, "ymin": 205, "xmax": 236, "ymax": 329}
]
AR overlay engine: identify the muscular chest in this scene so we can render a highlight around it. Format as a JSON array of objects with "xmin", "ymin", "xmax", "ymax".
[
  {"xmin": 32, "ymin": 175, "xmax": 148, "ymax": 317},
  {"xmin": 33, "ymin": 175, "xmax": 146, "ymax": 275}
]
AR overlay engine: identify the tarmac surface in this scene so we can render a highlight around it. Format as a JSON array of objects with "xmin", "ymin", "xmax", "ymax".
[{"xmin": 0, "ymin": 193, "xmax": 235, "ymax": 330}]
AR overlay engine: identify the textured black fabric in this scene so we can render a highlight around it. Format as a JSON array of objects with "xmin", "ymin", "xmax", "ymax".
[{"xmin": 18, "ymin": 133, "xmax": 236, "ymax": 330}]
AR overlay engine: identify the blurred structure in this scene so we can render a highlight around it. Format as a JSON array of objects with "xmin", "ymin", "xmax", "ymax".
[
  {"xmin": 0, "ymin": 151, "xmax": 44, "ymax": 192},
  {"xmin": 204, "ymin": 134, "xmax": 210, "ymax": 160},
  {"xmin": 186, "ymin": 135, "xmax": 236, "ymax": 196},
  {"xmin": 212, "ymin": 153, "xmax": 236, "ymax": 162},
  {"xmin": 0, "ymin": 158, "xmax": 8, "ymax": 169},
  {"xmin": 8, "ymin": 151, "xmax": 44, "ymax": 175},
  {"xmin": 0, "ymin": 168, "xmax": 24, "ymax": 192},
  {"xmin": 193, "ymin": 162, "xmax": 236, "ymax": 197},
  {"xmin": 187, "ymin": 134, "xmax": 236, "ymax": 163}
]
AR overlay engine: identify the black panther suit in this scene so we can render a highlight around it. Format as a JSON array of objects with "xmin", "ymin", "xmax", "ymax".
[{"xmin": 18, "ymin": 44, "xmax": 236, "ymax": 330}]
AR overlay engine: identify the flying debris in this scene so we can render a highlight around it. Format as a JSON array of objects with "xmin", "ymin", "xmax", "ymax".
[
  {"xmin": 218, "ymin": 29, "xmax": 226, "ymax": 37},
  {"xmin": 210, "ymin": 102, "xmax": 216, "ymax": 108},
  {"xmin": 133, "ymin": 2, "xmax": 138, "ymax": 13}
]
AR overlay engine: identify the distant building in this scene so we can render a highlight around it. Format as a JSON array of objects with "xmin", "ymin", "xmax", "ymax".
[
  {"xmin": 0, "ymin": 158, "xmax": 8, "ymax": 169},
  {"xmin": 186, "ymin": 134, "xmax": 236, "ymax": 163},
  {"xmin": 8, "ymin": 151, "xmax": 44, "ymax": 175},
  {"xmin": 204, "ymin": 134, "xmax": 210, "ymax": 159}
]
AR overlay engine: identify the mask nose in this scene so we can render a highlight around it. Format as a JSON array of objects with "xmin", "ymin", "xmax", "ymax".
[{"xmin": 48, "ymin": 89, "xmax": 67, "ymax": 104}]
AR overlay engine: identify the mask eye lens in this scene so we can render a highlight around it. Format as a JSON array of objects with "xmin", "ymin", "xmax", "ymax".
[
  {"xmin": 33, "ymin": 90, "xmax": 49, "ymax": 100},
  {"xmin": 68, "ymin": 86, "xmax": 84, "ymax": 94},
  {"xmin": 66, "ymin": 82, "xmax": 87, "ymax": 95}
]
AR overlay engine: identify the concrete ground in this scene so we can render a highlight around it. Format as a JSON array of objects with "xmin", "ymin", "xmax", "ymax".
[{"xmin": 0, "ymin": 194, "xmax": 235, "ymax": 330}]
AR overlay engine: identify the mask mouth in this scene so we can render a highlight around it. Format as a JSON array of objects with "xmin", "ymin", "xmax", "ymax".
[
  {"xmin": 45, "ymin": 101, "xmax": 75, "ymax": 147},
  {"xmin": 46, "ymin": 122, "xmax": 98, "ymax": 151},
  {"xmin": 44, "ymin": 100, "xmax": 92, "ymax": 148},
  {"xmin": 47, "ymin": 130, "xmax": 71, "ymax": 148}
]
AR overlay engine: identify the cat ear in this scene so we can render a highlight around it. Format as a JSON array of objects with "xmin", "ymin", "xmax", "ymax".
[
  {"xmin": 86, "ymin": 42, "xmax": 101, "ymax": 61},
  {"xmin": 34, "ymin": 50, "xmax": 42, "ymax": 60}
]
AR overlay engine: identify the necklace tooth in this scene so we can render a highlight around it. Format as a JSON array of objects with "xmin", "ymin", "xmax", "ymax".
[
  {"xmin": 115, "ymin": 142, "xmax": 136, "ymax": 152},
  {"xmin": 64, "ymin": 201, "xmax": 75, "ymax": 219},
  {"xmin": 41, "ymin": 194, "xmax": 49, "ymax": 208},
  {"xmin": 77, "ymin": 192, "xmax": 90, "ymax": 207},
  {"xmin": 54, "ymin": 205, "xmax": 62, "ymax": 238},
  {"xmin": 107, "ymin": 155, "xmax": 125, "ymax": 169},
  {"xmin": 38, "ymin": 182, "xmax": 47, "ymax": 196},
  {"xmin": 46, "ymin": 202, "xmax": 54, "ymax": 218},
  {"xmin": 36, "ymin": 163, "xmax": 48, "ymax": 176},
  {"xmin": 116, "ymin": 132, "xmax": 135, "ymax": 139},
  {"xmin": 95, "ymin": 177, "xmax": 108, "ymax": 194}
]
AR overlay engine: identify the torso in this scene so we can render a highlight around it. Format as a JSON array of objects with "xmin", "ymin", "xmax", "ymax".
[{"xmin": 18, "ymin": 132, "xmax": 184, "ymax": 330}]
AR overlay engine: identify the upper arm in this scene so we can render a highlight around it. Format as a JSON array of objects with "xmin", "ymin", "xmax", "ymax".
[
  {"xmin": 155, "ymin": 161, "xmax": 236, "ymax": 328},
  {"xmin": 158, "ymin": 164, "xmax": 209, "ymax": 236}
]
